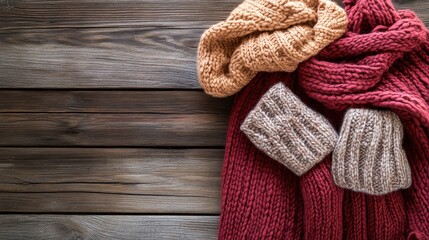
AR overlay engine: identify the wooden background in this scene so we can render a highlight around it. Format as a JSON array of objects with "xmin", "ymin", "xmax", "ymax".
[{"xmin": 0, "ymin": 0, "xmax": 427, "ymax": 239}]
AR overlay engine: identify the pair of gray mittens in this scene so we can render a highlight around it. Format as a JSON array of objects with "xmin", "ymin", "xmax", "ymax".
[{"xmin": 241, "ymin": 83, "xmax": 411, "ymax": 195}]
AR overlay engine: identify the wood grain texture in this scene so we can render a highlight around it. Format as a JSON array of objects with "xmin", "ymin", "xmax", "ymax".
[
  {"xmin": 0, "ymin": 148, "xmax": 222, "ymax": 213},
  {"xmin": 0, "ymin": 0, "xmax": 423, "ymax": 30},
  {"xmin": 0, "ymin": 113, "xmax": 227, "ymax": 146},
  {"xmin": 0, "ymin": 215, "xmax": 218, "ymax": 240},
  {"xmin": 0, "ymin": 0, "xmax": 426, "ymax": 88},
  {"xmin": 0, "ymin": 0, "xmax": 237, "ymax": 89},
  {"xmin": 0, "ymin": 27, "xmax": 203, "ymax": 88},
  {"xmin": 0, "ymin": 0, "xmax": 239, "ymax": 30},
  {"xmin": 0, "ymin": 192, "xmax": 220, "ymax": 213},
  {"xmin": 0, "ymin": 90, "xmax": 232, "ymax": 113}
]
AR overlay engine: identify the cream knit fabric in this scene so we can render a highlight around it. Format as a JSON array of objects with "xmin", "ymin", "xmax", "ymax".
[
  {"xmin": 197, "ymin": 0, "xmax": 347, "ymax": 97},
  {"xmin": 332, "ymin": 109, "xmax": 412, "ymax": 195},
  {"xmin": 240, "ymin": 83, "xmax": 338, "ymax": 176}
]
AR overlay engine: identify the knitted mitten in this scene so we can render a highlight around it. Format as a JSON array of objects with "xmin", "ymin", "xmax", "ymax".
[
  {"xmin": 332, "ymin": 109, "xmax": 412, "ymax": 195},
  {"xmin": 197, "ymin": 0, "xmax": 347, "ymax": 97},
  {"xmin": 240, "ymin": 82, "xmax": 338, "ymax": 176}
]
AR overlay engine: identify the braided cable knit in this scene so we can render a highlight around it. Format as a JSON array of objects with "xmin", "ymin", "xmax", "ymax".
[
  {"xmin": 197, "ymin": 0, "xmax": 347, "ymax": 97},
  {"xmin": 299, "ymin": 0, "xmax": 429, "ymax": 237}
]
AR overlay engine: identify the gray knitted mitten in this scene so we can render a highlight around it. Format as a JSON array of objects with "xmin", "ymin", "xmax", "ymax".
[
  {"xmin": 240, "ymin": 82, "xmax": 338, "ymax": 176},
  {"xmin": 332, "ymin": 109, "xmax": 412, "ymax": 195}
]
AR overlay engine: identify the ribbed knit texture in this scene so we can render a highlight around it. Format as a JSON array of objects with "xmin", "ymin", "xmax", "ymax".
[
  {"xmin": 217, "ymin": 0, "xmax": 429, "ymax": 239},
  {"xmin": 197, "ymin": 0, "xmax": 347, "ymax": 97},
  {"xmin": 332, "ymin": 109, "xmax": 411, "ymax": 195},
  {"xmin": 298, "ymin": 0, "xmax": 429, "ymax": 237},
  {"xmin": 240, "ymin": 82, "xmax": 337, "ymax": 176}
]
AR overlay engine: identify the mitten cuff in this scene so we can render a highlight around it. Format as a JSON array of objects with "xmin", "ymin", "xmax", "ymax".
[
  {"xmin": 332, "ymin": 108, "xmax": 412, "ymax": 195},
  {"xmin": 241, "ymin": 82, "xmax": 338, "ymax": 176}
]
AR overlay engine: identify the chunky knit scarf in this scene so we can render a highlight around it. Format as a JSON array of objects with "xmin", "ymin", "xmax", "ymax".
[
  {"xmin": 197, "ymin": 0, "xmax": 347, "ymax": 97},
  {"xmin": 299, "ymin": 0, "xmax": 429, "ymax": 237}
]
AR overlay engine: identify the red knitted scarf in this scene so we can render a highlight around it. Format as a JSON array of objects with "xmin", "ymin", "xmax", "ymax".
[
  {"xmin": 219, "ymin": 0, "xmax": 429, "ymax": 239},
  {"xmin": 300, "ymin": 0, "xmax": 429, "ymax": 237}
]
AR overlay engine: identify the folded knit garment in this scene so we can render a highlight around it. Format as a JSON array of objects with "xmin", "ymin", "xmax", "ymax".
[
  {"xmin": 240, "ymin": 82, "xmax": 337, "ymax": 176},
  {"xmin": 332, "ymin": 108, "xmax": 411, "ymax": 195},
  {"xmin": 298, "ymin": 0, "xmax": 429, "ymax": 237},
  {"xmin": 197, "ymin": 0, "xmax": 347, "ymax": 97},
  {"xmin": 220, "ymin": 73, "xmax": 407, "ymax": 239}
]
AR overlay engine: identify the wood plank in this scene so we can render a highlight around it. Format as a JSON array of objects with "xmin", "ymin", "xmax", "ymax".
[
  {"xmin": 0, "ymin": 193, "xmax": 219, "ymax": 213},
  {"xmin": 0, "ymin": 215, "xmax": 218, "ymax": 239},
  {"xmin": 0, "ymin": 0, "xmax": 240, "ymax": 30},
  {"xmin": 0, "ymin": 148, "xmax": 222, "ymax": 213},
  {"xmin": 0, "ymin": 27, "xmax": 203, "ymax": 89},
  {"xmin": 0, "ymin": 113, "xmax": 227, "ymax": 147},
  {"xmin": 0, "ymin": 0, "xmax": 238, "ymax": 88},
  {"xmin": 0, "ymin": 90, "xmax": 232, "ymax": 113}
]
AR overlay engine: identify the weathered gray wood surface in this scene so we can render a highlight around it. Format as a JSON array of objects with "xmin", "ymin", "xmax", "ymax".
[
  {"xmin": 0, "ymin": 148, "xmax": 222, "ymax": 213},
  {"xmin": 0, "ymin": 0, "xmax": 427, "ymax": 239},
  {"xmin": 0, "ymin": 0, "xmax": 239, "ymax": 89},
  {"xmin": 0, "ymin": 27, "xmax": 203, "ymax": 88},
  {"xmin": 0, "ymin": 215, "xmax": 218, "ymax": 240},
  {"xmin": 0, "ymin": 0, "xmax": 239, "ymax": 29},
  {"xmin": 0, "ymin": 91, "xmax": 230, "ymax": 146},
  {"xmin": 0, "ymin": 91, "xmax": 232, "ymax": 113},
  {"xmin": 0, "ymin": 113, "xmax": 227, "ymax": 146}
]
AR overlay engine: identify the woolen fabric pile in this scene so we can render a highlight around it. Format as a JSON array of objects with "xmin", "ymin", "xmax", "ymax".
[{"xmin": 197, "ymin": 0, "xmax": 429, "ymax": 238}]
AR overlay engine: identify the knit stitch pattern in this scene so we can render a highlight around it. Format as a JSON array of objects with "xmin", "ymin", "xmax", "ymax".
[
  {"xmin": 197, "ymin": 0, "xmax": 347, "ymax": 97},
  {"xmin": 240, "ymin": 82, "xmax": 337, "ymax": 176},
  {"xmin": 220, "ymin": 73, "xmax": 408, "ymax": 239},
  {"xmin": 298, "ymin": 0, "xmax": 429, "ymax": 237},
  {"xmin": 216, "ymin": 0, "xmax": 429, "ymax": 238},
  {"xmin": 220, "ymin": 73, "xmax": 346, "ymax": 239},
  {"xmin": 332, "ymin": 109, "xmax": 411, "ymax": 195}
]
